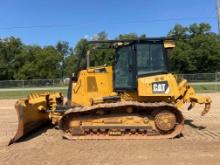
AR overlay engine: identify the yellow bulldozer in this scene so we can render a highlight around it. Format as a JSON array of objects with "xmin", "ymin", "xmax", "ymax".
[{"xmin": 10, "ymin": 38, "xmax": 211, "ymax": 144}]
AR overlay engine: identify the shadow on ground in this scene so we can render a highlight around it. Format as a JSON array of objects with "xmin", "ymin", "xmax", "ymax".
[
  {"xmin": 184, "ymin": 119, "xmax": 206, "ymax": 130},
  {"xmin": 9, "ymin": 124, "xmax": 54, "ymax": 145}
]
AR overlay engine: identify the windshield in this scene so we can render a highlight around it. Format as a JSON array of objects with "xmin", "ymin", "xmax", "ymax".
[{"xmin": 136, "ymin": 43, "xmax": 167, "ymax": 75}]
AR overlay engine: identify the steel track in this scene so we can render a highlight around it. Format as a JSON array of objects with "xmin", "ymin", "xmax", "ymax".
[{"xmin": 60, "ymin": 101, "xmax": 184, "ymax": 140}]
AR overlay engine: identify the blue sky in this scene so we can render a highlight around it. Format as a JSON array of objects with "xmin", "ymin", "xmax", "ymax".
[{"xmin": 0, "ymin": 0, "xmax": 218, "ymax": 46}]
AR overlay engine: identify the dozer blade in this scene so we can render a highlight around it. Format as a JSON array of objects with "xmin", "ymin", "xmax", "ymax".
[{"xmin": 9, "ymin": 99, "xmax": 50, "ymax": 145}]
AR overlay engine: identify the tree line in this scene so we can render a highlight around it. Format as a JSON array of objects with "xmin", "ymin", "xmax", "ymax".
[{"xmin": 0, "ymin": 23, "xmax": 220, "ymax": 80}]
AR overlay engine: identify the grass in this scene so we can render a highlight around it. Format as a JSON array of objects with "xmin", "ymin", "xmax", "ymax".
[
  {"xmin": 190, "ymin": 83, "xmax": 220, "ymax": 93},
  {"xmin": 0, "ymin": 89, "xmax": 67, "ymax": 99}
]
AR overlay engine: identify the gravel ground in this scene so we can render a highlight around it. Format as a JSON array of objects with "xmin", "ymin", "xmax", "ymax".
[{"xmin": 0, "ymin": 93, "xmax": 220, "ymax": 165}]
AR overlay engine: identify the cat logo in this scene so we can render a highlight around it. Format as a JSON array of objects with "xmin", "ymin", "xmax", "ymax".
[{"xmin": 152, "ymin": 81, "xmax": 169, "ymax": 93}]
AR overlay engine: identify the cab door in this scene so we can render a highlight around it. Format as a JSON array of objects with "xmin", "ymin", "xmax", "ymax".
[{"xmin": 114, "ymin": 45, "xmax": 136, "ymax": 90}]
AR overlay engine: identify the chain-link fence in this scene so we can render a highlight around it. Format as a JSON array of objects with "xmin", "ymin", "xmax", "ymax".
[
  {"xmin": 0, "ymin": 73, "xmax": 219, "ymax": 99},
  {"xmin": 0, "ymin": 79, "xmax": 68, "ymax": 99},
  {"xmin": 177, "ymin": 72, "xmax": 220, "ymax": 93}
]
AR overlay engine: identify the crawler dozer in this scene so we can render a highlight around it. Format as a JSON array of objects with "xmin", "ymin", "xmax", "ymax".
[{"xmin": 10, "ymin": 38, "xmax": 211, "ymax": 144}]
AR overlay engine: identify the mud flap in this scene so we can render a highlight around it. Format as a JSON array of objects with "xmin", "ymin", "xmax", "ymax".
[{"xmin": 9, "ymin": 100, "xmax": 50, "ymax": 145}]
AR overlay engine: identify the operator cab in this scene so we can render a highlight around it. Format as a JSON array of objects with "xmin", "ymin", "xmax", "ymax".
[
  {"xmin": 70, "ymin": 38, "xmax": 174, "ymax": 96},
  {"xmin": 114, "ymin": 41, "xmax": 169, "ymax": 91}
]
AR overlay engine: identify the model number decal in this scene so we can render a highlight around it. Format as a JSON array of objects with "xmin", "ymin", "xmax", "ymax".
[{"xmin": 152, "ymin": 81, "xmax": 169, "ymax": 93}]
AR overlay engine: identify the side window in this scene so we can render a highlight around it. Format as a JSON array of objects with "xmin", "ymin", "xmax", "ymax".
[
  {"xmin": 150, "ymin": 44, "xmax": 165, "ymax": 70},
  {"xmin": 114, "ymin": 46, "xmax": 136, "ymax": 90},
  {"xmin": 137, "ymin": 44, "xmax": 151, "ymax": 74}
]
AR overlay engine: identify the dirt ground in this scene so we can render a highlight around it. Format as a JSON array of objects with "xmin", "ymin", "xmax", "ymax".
[{"xmin": 0, "ymin": 93, "xmax": 220, "ymax": 165}]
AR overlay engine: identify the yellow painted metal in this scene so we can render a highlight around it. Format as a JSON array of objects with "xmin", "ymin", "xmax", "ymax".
[
  {"xmin": 10, "ymin": 92, "xmax": 63, "ymax": 144},
  {"xmin": 70, "ymin": 66, "xmax": 114, "ymax": 106},
  {"xmin": 164, "ymin": 40, "xmax": 175, "ymax": 48},
  {"xmin": 70, "ymin": 66, "xmax": 211, "ymax": 114},
  {"xmin": 138, "ymin": 73, "xmax": 180, "ymax": 97},
  {"xmin": 68, "ymin": 115, "xmax": 156, "ymax": 129}
]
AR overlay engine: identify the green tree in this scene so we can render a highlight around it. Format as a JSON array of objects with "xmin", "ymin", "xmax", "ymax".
[
  {"xmin": 64, "ymin": 54, "xmax": 77, "ymax": 77},
  {"xmin": 168, "ymin": 24, "xmax": 188, "ymax": 39},
  {"xmin": 14, "ymin": 45, "xmax": 41, "ymax": 79},
  {"xmin": 0, "ymin": 37, "xmax": 23, "ymax": 80},
  {"xmin": 117, "ymin": 33, "xmax": 147, "ymax": 40},
  {"xmin": 93, "ymin": 31, "xmax": 108, "ymax": 41},
  {"xmin": 188, "ymin": 23, "xmax": 211, "ymax": 36},
  {"xmin": 63, "ymin": 38, "xmax": 88, "ymax": 77},
  {"xmin": 90, "ymin": 32, "xmax": 114, "ymax": 66},
  {"xmin": 168, "ymin": 23, "xmax": 220, "ymax": 73},
  {"xmin": 117, "ymin": 33, "xmax": 138, "ymax": 39},
  {"xmin": 56, "ymin": 41, "xmax": 71, "ymax": 78},
  {"xmin": 14, "ymin": 46, "xmax": 62, "ymax": 79}
]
